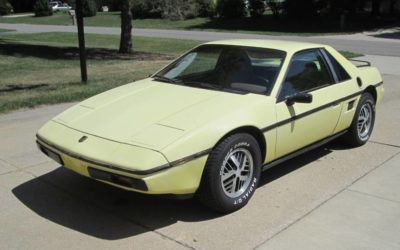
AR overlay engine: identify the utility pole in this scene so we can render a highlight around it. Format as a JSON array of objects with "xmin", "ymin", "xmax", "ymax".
[{"xmin": 76, "ymin": 0, "xmax": 88, "ymax": 83}]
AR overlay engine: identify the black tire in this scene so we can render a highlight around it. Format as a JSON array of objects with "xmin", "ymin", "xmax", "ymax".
[
  {"xmin": 197, "ymin": 133, "xmax": 262, "ymax": 213},
  {"xmin": 344, "ymin": 92, "xmax": 375, "ymax": 147}
]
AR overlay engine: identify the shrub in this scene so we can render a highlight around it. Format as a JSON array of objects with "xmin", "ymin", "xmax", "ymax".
[
  {"xmin": 82, "ymin": 0, "xmax": 97, "ymax": 17},
  {"xmin": 249, "ymin": 0, "xmax": 265, "ymax": 17},
  {"xmin": 284, "ymin": 0, "xmax": 317, "ymax": 20},
  {"xmin": 216, "ymin": 0, "xmax": 246, "ymax": 18},
  {"xmin": 130, "ymin": 0, "xmax": 213, "ymax": 19},
  {"xmin": 162, "ymin": 0, "xmax": 201, "ymax": 20},
  {"xmin": 0, "ymin": 0, "xmax": 13, "ymax": 15},
  {"xmin": 196, "ymin": 0, "xmax": 216, "ymax": 17},
  {"xmin": 107, "ymin": 0, "xmax": 122, "ymax": 11},
  {"xmin": 8, "ymin": 0, "xmax": 35, "ymax": 13},
  {"xmin": 266, "ymin": 0, "xmax": 284, "ymax": 18},
  {"xmin": 33, "ymin": 0, "xmax": 52, "ymax": 17},
  {"xmin": 131, "ymin": 0, "xmax": 163, "ymax": 19}
]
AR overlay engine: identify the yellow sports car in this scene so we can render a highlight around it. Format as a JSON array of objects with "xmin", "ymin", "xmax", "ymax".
[{"xmin": 37, "ymin": 40, "xmax": 383, "ymax": 213}]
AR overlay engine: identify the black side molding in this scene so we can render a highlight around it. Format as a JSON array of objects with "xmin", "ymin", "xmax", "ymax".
[{"xmin": 262, "ymin": 130, "xmax": 347, "ymax": 172}]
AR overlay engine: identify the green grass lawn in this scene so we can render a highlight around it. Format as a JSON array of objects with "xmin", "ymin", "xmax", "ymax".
[
  {"xmin": 0, "ymin": 32, "xmax": 200, "ymax": 113},
  {"xmin": 0, "ymin": 32, "xmax": 361, "ymax": 114},
  {"xmin": 0, "ymin": 12, "xmax": 211, "ymax": 28},
  {"xmin": 0, "ymin": 12, "xmax": 371, "ymax": 35},
  {"xmin": 1, "ymin": 32, "xmax": 200, "ymax": 55},
  {"xmin": 0, "ymin": 28, "xmax": 13, "ymax": 33}
]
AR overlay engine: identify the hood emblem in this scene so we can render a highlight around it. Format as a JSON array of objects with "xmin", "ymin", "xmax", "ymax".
[{"xmin": 79, "ymin": 136, "xmax": 88, "ymax": 143}]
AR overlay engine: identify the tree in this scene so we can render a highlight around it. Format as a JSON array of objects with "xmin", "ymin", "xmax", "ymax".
[
  {"xmin": 33, "ymin": 0, "xmax": 52, "ymax": 17},
  {"xmin": 9, "ymin": 0, "xmax": 35, "ymax": 13},
  {"xmin": 249, "ymin": 0, "xmax": 265, "ymax": 17},
  {"xmin": 266, "ymin": 0, "xmax": 284, "ymax": 18},
  {"xmin": 0, "ymin": 0, "xmax": 13, "ymax": 15},
  {"xmin": 371, "ymin": 0, "xmax": 382, "ymax": 17},
  {"xmin": 70, "ymin": 0, "xmax": 97, "ymax": 16},
  {"xmin": 119, "ymin": 0, "xmax": 133, "ymax": 54},
  {"xmin": 284, "ymin": 0, "xmax": 317, "ymax": 20},
  {"xmin": 162, "ymin": 0, "xmax": 201, "ymax": 20},
  {"xmin": 82, "ymin": 0, "xmax": 97, "ymax": 17},
  {"xmin": 216, "ymin": 0, "xmax": 246, "ymax": 18}
]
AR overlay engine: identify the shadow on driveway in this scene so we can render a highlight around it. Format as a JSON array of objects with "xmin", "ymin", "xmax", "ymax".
[{"xmin": 12, "ymin": 141, "xmax": 338, "ymax": 240}]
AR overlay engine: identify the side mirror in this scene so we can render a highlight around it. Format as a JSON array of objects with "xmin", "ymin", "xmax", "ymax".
[{"xmin": 286, "ymin": 93, "xmax": 313, "ymax": 106}]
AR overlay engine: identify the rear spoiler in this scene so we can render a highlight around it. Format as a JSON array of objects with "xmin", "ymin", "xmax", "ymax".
[{"xmin": 349, "ymin": 59, "xmax": 371, "ymax": 68}]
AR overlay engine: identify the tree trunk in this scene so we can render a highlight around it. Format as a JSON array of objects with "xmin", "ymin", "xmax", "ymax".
[
  {"xmin": 119, "ymin": 0, "xmax": 133, "ymax": 54},
  {"xmin": 371, "ymin": 0, "xmax": 382, "ymax": 17},
  {"xmin": 389, "ymin": 0, "xmax": 397, "ymax": 15}
]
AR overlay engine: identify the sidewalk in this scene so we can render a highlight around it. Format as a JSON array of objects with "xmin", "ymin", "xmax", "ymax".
[
  {"xmin": 1, "ymin": 13, "xmax": 34, "ymax": 18},
  {"xmin": 257, "ymin": 151, "xmax": 400, "ymax": 250}
]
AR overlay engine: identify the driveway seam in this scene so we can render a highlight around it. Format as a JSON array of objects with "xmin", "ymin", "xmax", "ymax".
[
  {"xmin": 346, "ymin": 188, "xmax": 400, "ymax": 204},
  {"xmin": 0, "ymin": 152, "xmax": 54, "ymax": 170},
  {"xmin": 253, "ymin": 150, "xmax": 400, "ymax": 249},
  {"xmin": 0, "ymin": 170, "xmax": 19, "ymax": 176},
  {"xmin": 21, "ymin": 167, "xmax": 196, "ymax": 250},
  {"xmin": 0, "ymin": 157, "xmax": 22, "ymax": 169},
  {"xmin": 369, "ymin": 140, "xmax": 400, "ymax": 148}
]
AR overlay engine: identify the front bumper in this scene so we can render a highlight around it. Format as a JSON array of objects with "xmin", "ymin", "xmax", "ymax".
[{"xmin": 37, "ymin": 121, "xmax": 208, "ymax": 195}]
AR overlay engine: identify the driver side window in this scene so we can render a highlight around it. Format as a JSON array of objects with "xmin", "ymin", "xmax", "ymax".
[{"xmin": 279, "ymin": 49, "xmax": 334, "ymax": 100}]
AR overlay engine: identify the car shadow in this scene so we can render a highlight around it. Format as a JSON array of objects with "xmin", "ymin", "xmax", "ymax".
[
  {"xmin": 12, "ymin": 141, "xmax": 337, "ymax": 240},
  {"xmin": 258, "ymin": 141, "xmax": 336, "ymax": 187},
  {"xmin": 12, "ymin": 166, "xmax": 220, "ymax": 240}
]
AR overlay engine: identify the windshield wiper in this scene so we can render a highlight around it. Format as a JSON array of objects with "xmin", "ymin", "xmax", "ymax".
[
  {"xmin": 152, "ymin": 75, "xmax": 182, "ymax": 84},
  {"xmin": 183, "ymin": 81, "xmax": 223, "ymax": 91}
]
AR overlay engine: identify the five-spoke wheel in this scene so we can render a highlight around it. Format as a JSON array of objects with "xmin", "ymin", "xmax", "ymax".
[
  {"xmin": 220, "ymin": 148, "xmax": 254, "ymax": 199},
  {"xmin": 344, "ymin": 92, "xmax": 375, "ymax": 146},
  {"xmin": 198, "ymin": 133, "xmax": 261, "ymax": 213}
]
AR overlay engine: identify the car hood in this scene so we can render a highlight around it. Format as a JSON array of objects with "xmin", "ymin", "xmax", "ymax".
[
  {"xmin": 54, "ymin": 79, "xmax": 219, "ymax": 149},
  {"xmin": 54, "ymin": 78, "xmax": 270, "ymax": 150}
]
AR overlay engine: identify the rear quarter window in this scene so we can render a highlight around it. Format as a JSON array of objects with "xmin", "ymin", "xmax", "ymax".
[{"xmin": 324, "ymin": 50, "xmax": 351, "ymax": 82}]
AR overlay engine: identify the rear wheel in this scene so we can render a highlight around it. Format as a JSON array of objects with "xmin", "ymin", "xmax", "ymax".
[
  {"xmin": 197, "ymin": 133, "xmax": 261, "ymax": 213},
  {"xmin": 344, "ymin": 92, "xmax": 375, "ymax": 147}
]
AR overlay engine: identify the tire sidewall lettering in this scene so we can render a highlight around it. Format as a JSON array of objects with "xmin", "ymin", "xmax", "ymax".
[{"xmin": 233, "ymin": 177, "xmax": 257, "ymax": 206}]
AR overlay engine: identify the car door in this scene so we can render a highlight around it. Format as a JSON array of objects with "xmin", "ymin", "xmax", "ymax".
[{"xmin": 274, "ymin": 49, "xmax": 345, "ymax": 159}]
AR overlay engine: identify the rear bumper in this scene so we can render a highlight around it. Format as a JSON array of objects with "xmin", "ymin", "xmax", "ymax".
[{"xmin": 36, "ymin": 121, "xmax": 208, "ymax": 195}]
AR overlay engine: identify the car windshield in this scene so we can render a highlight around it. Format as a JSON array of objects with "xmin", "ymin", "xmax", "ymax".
[{"xmin": 154, "ymin": 44, "xmax": 286, "ymax": 95}]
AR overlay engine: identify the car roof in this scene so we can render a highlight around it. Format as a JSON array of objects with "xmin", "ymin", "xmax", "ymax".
[{"xmin": 204, "ymin": 39, "xmax": 327, "ymax": 54}]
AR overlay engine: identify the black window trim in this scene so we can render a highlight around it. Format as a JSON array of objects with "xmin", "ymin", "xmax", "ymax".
[
  {"xmin": 320, "ymin": 48, "xmax": 353, "ymax": 84},
  {"xmin": 317, "ymin": 48, "xmax": 336, "ymax": 84},
  {"xmin": 276, "ymin": 48, "xmax": 338, "ymax": 103}
]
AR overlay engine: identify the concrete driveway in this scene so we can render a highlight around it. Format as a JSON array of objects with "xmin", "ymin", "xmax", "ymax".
[{"xmin": 0, "ymin": 55, "xmax": 399, "ymax": 249}]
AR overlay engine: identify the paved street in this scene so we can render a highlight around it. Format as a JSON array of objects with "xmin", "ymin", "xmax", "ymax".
[
  {"xmin": 0, "ymin": 23, "xmax": 400, "ymax": 56},
  {"xmin": 0, "ymin": 54, "xmax": 399, "ymax": 249}
]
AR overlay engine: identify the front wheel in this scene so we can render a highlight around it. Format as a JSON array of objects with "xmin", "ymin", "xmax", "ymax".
[
  {"xmin": 197, "ymin": 133, "xmax": 261, "ymax": 213},
  {"xmin": 344, "ymin": 92, "xmax": 375, "ymax": 147}
]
